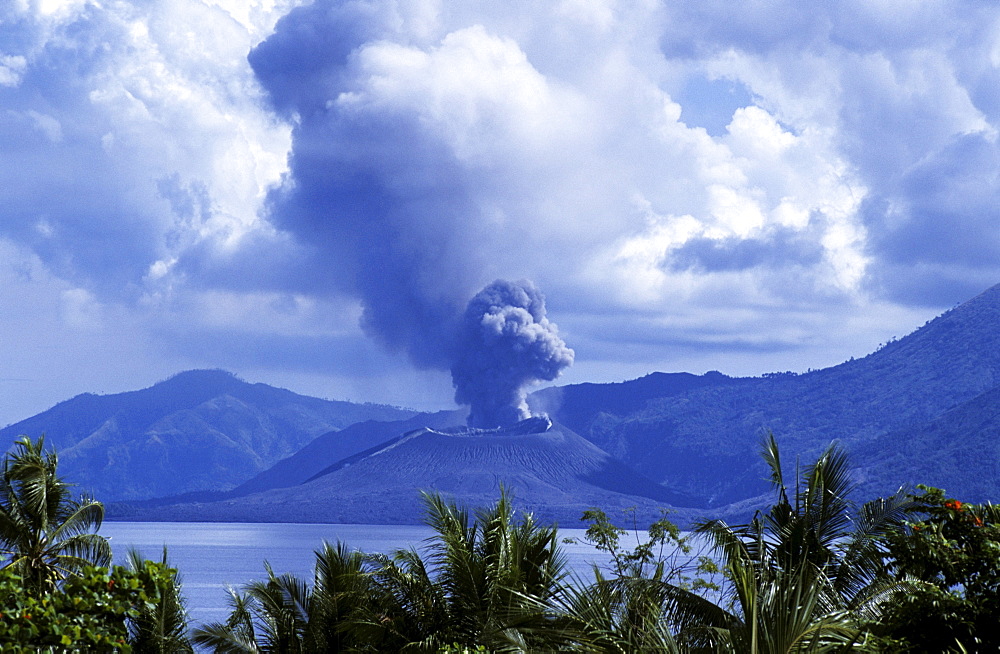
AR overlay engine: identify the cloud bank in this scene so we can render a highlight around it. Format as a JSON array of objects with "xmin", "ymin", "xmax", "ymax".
[{"xmin": 2, "ymin": 0, "xmax": 1000, "ymax": 419}]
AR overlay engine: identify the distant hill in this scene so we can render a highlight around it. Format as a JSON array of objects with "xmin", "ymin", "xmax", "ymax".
[
  {"xmin": 541, "ymin": 284, "xmax": 1000, "ymax": 506},
  {"xmin": 0, "ymin": 370, "xmax": 416, "ymax": 501},
  {"xmin": 131, "ymin": 418, "xmax": 720, "ymax": 526},
  {"xmin": 135, "ymin": 409, "xmax": 469, "ymax": 506}
]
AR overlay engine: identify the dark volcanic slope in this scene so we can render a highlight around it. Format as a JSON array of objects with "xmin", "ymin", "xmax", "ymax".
[
  {"xmin": 0, "ymin": 370, "xmax": 416, "ymax": 502},
  {"xmin": 140, "ymin": 420, "xmax": 713, "ymax": 526},
  {"xmin": 230, "ymin": 410, "xmax": 465, "ymax": 496},
  {"xmin": 546, "ymin": 283, "xmax": 1000, "ymax": 506}
]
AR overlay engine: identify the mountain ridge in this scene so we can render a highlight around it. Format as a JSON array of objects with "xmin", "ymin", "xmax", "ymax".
[{"xmin": 0, "ymin": 370, "xmax": 416, "ymax": 502}]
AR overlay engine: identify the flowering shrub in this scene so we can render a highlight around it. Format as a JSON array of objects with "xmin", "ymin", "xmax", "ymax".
[{"xmin": 873, "ymin": 486, "xmax": 1000, "ymax": 652}]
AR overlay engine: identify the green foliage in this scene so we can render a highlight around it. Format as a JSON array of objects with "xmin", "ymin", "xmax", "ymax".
[
  {"xmin": 196, "ymin": 489, "xmax": 568, "ymax": 653},
  {"xmin": 549, "ymin": 565, "xmax": 719, "ymax": 653},
  {"xmin": 509, "ymin": 507, "xmax": 724, "ymax": 652},
  {"xmin": 872, "ymin": 486, "xmax": 1000, "ymax": 652},
  {"xmin": 0, "ymin": 435, "xmax": 190, "ymax": 652},
  {"xmin": 304, "ymin": 541, "xmax": 372, "ymax": 652},
  {"xmin": 192, "ymin": 563, "xmax": 312, "ymax": 653},
  {"xmin": 0, "ymin": 562, "xmax": 175, "ymax": 652},
  {"xmin": 192, "ymin": 586, "xmax": 263, "ymax": 653},
  {"xmin": 569, "ymin": 506, "xmax": 719, "ymax": 592}
]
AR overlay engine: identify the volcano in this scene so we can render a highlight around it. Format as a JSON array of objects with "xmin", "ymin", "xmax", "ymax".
[{"xmin": 134, "ymin": 417, "xmax": 709, "ymax": 526}]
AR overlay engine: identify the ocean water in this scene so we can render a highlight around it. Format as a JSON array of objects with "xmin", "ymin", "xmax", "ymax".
[{"xmin": 101, "ymin": 521, "xmax": 615, "ymax": 628}]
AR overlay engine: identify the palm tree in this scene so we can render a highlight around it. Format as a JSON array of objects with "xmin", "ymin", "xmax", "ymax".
[
  {"xmin": 353, "ymin": 489, "xmax": 569, "ymax": 652},
  {"xmin": 193, "ymin": 542, "xmax": 377, "ymax": 653},
  {"xmin": 306, "ymin": 540, "xmax": 377, "ymax": 651},
  {"xmin": 192, "ymin": 563, "xmax": 311, "ymax": 653},
  {"xmin": 691, "ymin": 433, "xmax": 912, "ymax": 652},
  {"xmin": 192, "ymin": 586, "xmax": 263, "ymax": 653},
  {"xmin": 0, "ymin": 434, "xmax": 111, "ymax": 592},
  {"xmin": 551, "ymin": 568, "xmax": 687, "ymax": 653},
  {"xmin": 125, "ymin": 547, "xmax": 193, "ymax": 653},
  {"xmin": 355, "ymin": 545, "xmax": 451, "ymax": 651}
]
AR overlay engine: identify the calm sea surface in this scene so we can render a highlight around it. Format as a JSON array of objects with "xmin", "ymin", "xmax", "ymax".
[{"xmin": 101, "ymin": 522, "xmax": 614, "ymax": 628}]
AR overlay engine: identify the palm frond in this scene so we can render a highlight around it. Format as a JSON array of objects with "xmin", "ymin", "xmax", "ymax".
[
  {"xmin": 126, "ymin": 547, "xmax": 193, "ymax": 653},
  {"xmin": 53, "ymin": 532, "xmax": 112, "ymax": 568},
  {"xmin": 761, "ymin": 431, "xmax": 786, "ymax": 494},
  {"xmin": 191, "ymin": 621, "xmax": 260, "ymax": 654},
  {"xmin": 48, "ymin": 496, "xmax": 105, "ymax": 541},
  {"xmin": 242, "ymin": 563, "xmax": 310, "ymax": 652},
  {"xmin": 802, "ymin": 443, "xmax": 856, "ymax": 550}
]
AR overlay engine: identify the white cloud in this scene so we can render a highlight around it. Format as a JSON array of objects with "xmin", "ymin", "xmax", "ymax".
[
  {"xmin": 60, "ymin": 288, "xmax": 102, "ymax": 329},
  {"xmin": 0, "ymin": 54, "xmax": 27, "ymax": 87},
  {"xmin": 184, "ymin": 0, "xmax": 1000, "ymax": 370},
  {"xmin": 1, "ymin": 0, "xmax": 293, "ymax": 292},
  {"xmin": 25, "ymin": 110, "xmax": 62, "ymax": 142},
  {"xmin": 3, "ymin": 0, "xmax": 1000, "ymax": 419}
]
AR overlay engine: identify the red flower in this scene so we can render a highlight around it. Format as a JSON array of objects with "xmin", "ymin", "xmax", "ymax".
[
  {"xmin": 107, "ymin": 579, "xmax": 115, "ymax": 590},
  {"xmin": 944, "ymin": 500, "xmax": 963, "ymax": 511},
  {"xmin": 973, "ymin": 516, "xmax": 984, "ymax": 527}
]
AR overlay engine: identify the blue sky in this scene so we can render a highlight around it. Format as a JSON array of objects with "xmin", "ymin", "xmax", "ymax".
[{"xmin": 2, "ymin": 0, "xmax": 999, "ymax": 424}]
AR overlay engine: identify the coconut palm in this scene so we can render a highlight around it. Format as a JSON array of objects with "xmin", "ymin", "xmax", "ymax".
[
  {"xmin": 195, "ymin": 491, "xmax": 567, "ymax": 652},
  {"xmin": 304, "ymin": 540, "xmax": 373, "ymax": 651},
  {"xmin": 354, "ymin": 545, "xmax": 451, "ymax": 651},
  {"xmin": 192, "ymin": 541, "xmax": 377, "ymax": 653},
  {"xmin": 0, "ymin": 434, "xmax": 111, "ymax": 593},
  {"xmin": 691, "ymin": 433, "xmax": 912, "ymax": 652},
  {"xmin": 192, "ymin": 563, "xmax": 311, "ymax": 653},
  {"xmin": 191, "ymin": 586, "xmax": 262, "ymax": 653},
  {"xmin": 125, "ymin": 546, "xmax": 193, "ymax": 653},
  {"xmin": 535, "ymin": 507, "xmax": 730, "ymax": 653},
  {"xmin": 354, "ymin": 489, "xmax": 569, "ymax": 652}
]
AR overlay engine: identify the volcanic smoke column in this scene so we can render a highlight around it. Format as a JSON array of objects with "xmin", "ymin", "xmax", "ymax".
[{"xmin": 451, "ymin": 280, "xmax": 575, "ymax": 428}]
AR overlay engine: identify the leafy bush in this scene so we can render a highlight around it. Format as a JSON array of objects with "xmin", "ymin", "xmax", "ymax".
[
  {"xmin": 873, "ymin": 486, "xmax": 1000, "ymax": 652},
  {"xmin": 0, "ymin": 561, "xmax": 177, "ymax": 652}
]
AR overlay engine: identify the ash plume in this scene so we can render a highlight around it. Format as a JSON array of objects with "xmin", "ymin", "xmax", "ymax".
[
  {"xmin": 247, "ymin": 8, "xmax": 574, "ymax": 426},
  {"xmin": 451, "ymin": 280, "xmax": 574, "ymax": 428}
]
